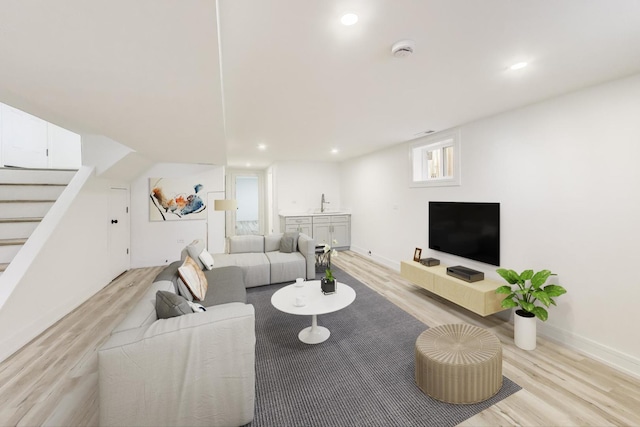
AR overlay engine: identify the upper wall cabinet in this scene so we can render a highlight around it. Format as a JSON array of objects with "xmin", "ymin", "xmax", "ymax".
[{"xmin": 0, "ymin": 103, "xmax": 81, "ymax": 169}]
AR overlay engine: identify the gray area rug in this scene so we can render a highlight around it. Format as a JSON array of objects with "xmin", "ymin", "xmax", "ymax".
[{"xmin": 246, "ymin": 266, "xmax": 521, "ymax": 426}]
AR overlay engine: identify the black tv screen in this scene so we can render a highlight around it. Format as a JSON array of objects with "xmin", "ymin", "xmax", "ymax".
[{"xmin": 428, "ymin": 202, "xmax": 500, "ymax": 266}]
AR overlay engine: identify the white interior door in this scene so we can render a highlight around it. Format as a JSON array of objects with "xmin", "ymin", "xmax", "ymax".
[
  {"xmin": 108, "ymin": 188, "xmax": 130, "ymax": 280},
  {"xmin": 1, "ymin": 104, "xmax": 48, "ymax": 168}
]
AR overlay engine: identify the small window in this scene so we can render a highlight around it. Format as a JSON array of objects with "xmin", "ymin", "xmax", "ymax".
[{"xmin": 410, "ymin": 130, "xmax": 460, "ymax": 187}]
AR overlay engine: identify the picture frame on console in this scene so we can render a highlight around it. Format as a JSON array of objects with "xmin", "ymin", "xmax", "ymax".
[{"xmin": 413, "ymin": 248, "xmax": 422, "ymax": 262}]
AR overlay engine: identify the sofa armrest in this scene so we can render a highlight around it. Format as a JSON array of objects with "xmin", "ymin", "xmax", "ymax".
[
  {"xmin": 297, "ymin": 233, "xmax": 316, "ymax": 280},
  {"xmin": 99, "ymin": 303, "xmax": 255, "ymax": 427}
]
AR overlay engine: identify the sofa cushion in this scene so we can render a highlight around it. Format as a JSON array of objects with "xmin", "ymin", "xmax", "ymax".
[
  {"xmin": 112, "ymin": 281, "xmax": 173, "ymax": 334},
  {"xmin": 228, "ymin": 235, "xmax": 264, "ymax": 254},
  {"xmin": 199, "ymin": 250, "xmax": 215, "ymax": 270},
  {"xmin": 200, "ymin": 266, "xmax": 247, "ymax": 307},
  {"xmin": 283, "ymin": 231, "xmax": 300, "ymax": 252},
  {"xmin": 176, "ymin": 277, "xmax": 195, "ymax": 302},
  {"xmin": 156, "ymin": 290, "xmax": 192, "ymax": 319},
  {"xmin": 279, "ymin": 236, "xmax": 295, "ymax": 253},
  {"xmin": 212, "ymin": 252, "xmax": 270, "ymax": 288},
  {"xmin": 154, "ymin": 260, "xmax": 193, "ymax": 301},
  {"xmin": 266, "ymin": 251, "xmax": 306, "ymax": 284},
  {"xmin": 184, "ymin": 240, "xmax": 206, "ymax": 270},
  {"xmin": 178, "ymin": 256, "xmax": 208, "ymax": 301},
  {"xmin": 264, "ymin": 233, "xmax": 283, "ymax": 252}
]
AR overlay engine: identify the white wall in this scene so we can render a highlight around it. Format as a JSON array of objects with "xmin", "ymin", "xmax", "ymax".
[
  {"xmin": 273, "ymin": 161, "xmax": 342, "ymax": 228},
  {"xmin": 130, "ymin": 163, "xmax": 224, "ymax": 267},
  {"xmin": 341, "ymin": 73, "xmax": 640, "ymax": 377}
]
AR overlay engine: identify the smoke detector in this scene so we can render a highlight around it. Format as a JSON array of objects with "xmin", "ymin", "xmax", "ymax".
[{"xmin": 391, "ymin": 39, "xmax": 415, "ymax": 58}]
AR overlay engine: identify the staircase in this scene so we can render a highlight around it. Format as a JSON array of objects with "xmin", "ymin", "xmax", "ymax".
[{"xmin": 0, "ymin": 167, "xmax": 76, "ymax": 276}]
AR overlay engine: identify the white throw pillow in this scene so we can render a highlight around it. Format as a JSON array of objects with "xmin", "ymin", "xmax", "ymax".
[
  {"xmin": 187, "ymin": 301, "xmax": 207, "ymax": 312},
  {"xmin": 199, "ymin": 250, "xmax": 215, "ymax": 270},
  {"xmin": 178, "ymin": 256, "xmax": 208, "ymax": 301}
]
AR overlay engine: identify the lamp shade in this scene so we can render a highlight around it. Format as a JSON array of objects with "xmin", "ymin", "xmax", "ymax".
[{"xmin": 214, "ymin": 199, "xmax": 238, "ymax": 211}]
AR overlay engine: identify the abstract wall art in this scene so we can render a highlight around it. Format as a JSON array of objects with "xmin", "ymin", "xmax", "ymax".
[{"xmin": 149, "ymin": 177, "xmax": 207, "ymax": 221}]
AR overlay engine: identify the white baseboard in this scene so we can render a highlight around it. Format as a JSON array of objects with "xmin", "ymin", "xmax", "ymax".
[
  {"xmin": 350, "ymin": 245, "xmax": 400, "ymax": 272},
  {"xmin": 539, "ymin": 322, "xmax": 640, "ymax": 380}
]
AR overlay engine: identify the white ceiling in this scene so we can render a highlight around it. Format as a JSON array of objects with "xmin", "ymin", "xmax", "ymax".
[{"xmin": 2, "ymin": 1, "xmax": 640, "ymax": 169}]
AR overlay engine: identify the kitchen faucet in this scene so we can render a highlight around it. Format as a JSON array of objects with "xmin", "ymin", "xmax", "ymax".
[{"xmin": 321, "ymin": 193, "xmax": 330, "ymax": 213}]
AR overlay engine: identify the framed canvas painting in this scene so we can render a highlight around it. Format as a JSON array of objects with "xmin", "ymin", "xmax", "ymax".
[{"xmin": 149, "ymin": 177, "xmax": 207, "ymax": 221}]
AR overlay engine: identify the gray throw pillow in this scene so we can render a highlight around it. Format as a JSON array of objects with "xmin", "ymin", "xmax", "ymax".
[
  {"xmin": 283, "ymin": 231, "xmax": 300, "ymax": 252},
  {"xmin": 280, "ymin": 236, "xmax": 295, "ymax": 253},
  {"xmin": 155, "ymin": 290, "xmax": 192, "ymax": 319}
]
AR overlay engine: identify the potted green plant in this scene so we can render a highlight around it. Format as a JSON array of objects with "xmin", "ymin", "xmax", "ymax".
[
  {"xmin": 495, "ymin": 268, "xmax": 567, "ymax": 350},
  {"xmin": 321, "ymin": 241, "xmax": 338, "ymax": 294}
]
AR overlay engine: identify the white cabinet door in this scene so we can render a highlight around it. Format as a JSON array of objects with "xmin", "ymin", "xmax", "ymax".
[
  {"xmin": 313, "ymin": 223, "xmax": 331, "ymax": 245},
  {"xmin": 48, "ymin": 123, "xmax": 81, "ymax": 169},
  {"xmin": 1, "ymin": 104, "xmax": 48, "ymax": 168},
  {"xmin": 332, "ymin": 222, "xmax": 350, "ymax": 247}
]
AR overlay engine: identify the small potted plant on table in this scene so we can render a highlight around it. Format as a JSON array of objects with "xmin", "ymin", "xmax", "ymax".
[
  {"xmin": 495, "ymin": 268, "xmax": 567, "ymax": 350},
  {"xmin": 321, "ymin": 241, "xmax": 338, "ymax": 294}
]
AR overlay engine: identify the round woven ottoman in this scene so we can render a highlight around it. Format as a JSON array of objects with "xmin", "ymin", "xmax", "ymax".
[{"xmin": 415, "ymin": 324, "xmax": 502, "ymax": 404}]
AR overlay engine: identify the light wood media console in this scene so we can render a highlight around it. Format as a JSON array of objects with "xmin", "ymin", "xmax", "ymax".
[{"xmin": 400, "ymin": 260, "xmax": 505, "ymax": 317}]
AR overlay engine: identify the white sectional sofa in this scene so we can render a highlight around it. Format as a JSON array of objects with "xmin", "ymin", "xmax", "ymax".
[
  {"xmin": 98, "ymin": 264, "xmax": 255, "ymax": 427},
  {"xmin": 184, "ymin": 232, "xmax": 316, "ymax": 288}
]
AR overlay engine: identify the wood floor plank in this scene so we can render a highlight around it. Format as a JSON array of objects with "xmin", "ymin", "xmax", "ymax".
[{"xmin": 0, "ymin": 253, "xmax": 638, "ymax": 426}]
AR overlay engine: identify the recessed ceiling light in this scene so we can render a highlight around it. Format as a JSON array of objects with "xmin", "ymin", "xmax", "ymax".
[
  {"xmin": 341, "ymin": 13, "xmax": 358, "ymax": 26},
  {"xmin": 331, "ymin": 148, "xmax": 339, "ymax": 154},
  {"xmin": 246, "ymin": 162, "xmax": 251, "ymax": 167},
  {"xmin": 257, "ymin": 144, "xmax": 267, "ymax": 151},
  {"xmin": 509, "ymin": 62, "xmax": 528, "ymax": 71}
]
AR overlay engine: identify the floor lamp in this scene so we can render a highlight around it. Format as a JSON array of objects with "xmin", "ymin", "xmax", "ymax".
[{"xmin": 214, "ymin": 199, "xmax": 238, "ymax": 252}]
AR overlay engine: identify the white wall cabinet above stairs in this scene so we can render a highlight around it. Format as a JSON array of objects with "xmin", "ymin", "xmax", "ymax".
[
  {"xmin": 0, "ymin": 167, "xmax": 75, "ymax": 276},
  {"xmin": 0, "ymin": 103, "xmax": 82, "ymax": 170}
]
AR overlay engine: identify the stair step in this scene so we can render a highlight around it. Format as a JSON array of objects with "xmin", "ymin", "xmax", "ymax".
[
  {"xmin": 0, "ymin": 200, "xmax": 57, "ymax": 203},
  {"xmin": 0, "ymin": 238, "xmax": 28, "ymax": 246},
  {"xmin": 0, "ymin": 168, "xmax": 76, "ymax": 185},
  {"xmin": 0, "ymin": 217, "xmax": 43, "ymax": 223},
  {"xmin": 1, "ymin": 166, "xmax": 78, "ymax": 172},
  {"xmin": 0, "ymin": 184, "xmax": 66, "ymax": 201},
  {"xmin": 0, "ymin": 182, "xmax": 67, "ymax": 186},
  {"xmin": 0, "ymin": 219, "xmax": 41, "ymax": 240},
  {"xmin": 0, "ymin": 201, "xmax": 55, "ymax": 220},
  {"xmin": 0, "ymin": 242, "xmax": 23, "ymax": 263}
]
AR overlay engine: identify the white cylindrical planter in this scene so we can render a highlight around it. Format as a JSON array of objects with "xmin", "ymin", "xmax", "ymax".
[{"xmin": 514, "ymin": 310, "xmax": 537, "ymax": 350}]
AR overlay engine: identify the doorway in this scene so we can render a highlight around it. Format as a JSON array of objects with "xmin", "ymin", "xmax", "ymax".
[
  {"xmin": 108, "ymin": 188, "xmax": 130, "ymax": 280},
  {"xmin": 226, "ymin": 170, "xmax": 264, "ymax": 236}
]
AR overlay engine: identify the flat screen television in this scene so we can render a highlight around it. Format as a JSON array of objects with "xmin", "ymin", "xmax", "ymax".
[{"xmin": 428, "ymin": 202, "xmax": 500, "ymax": 266}]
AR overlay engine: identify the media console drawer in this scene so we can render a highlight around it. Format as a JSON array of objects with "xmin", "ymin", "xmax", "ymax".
[{"xmin": 400, "ymin": 261, "xmax": 505, "ymax": 317}]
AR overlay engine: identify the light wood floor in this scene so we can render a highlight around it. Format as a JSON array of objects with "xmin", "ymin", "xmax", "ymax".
[{"xmin": 1, "ymin": 252, "xmax": 638, "ymax": 426}]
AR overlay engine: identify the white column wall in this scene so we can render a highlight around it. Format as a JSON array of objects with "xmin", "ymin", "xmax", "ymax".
[{"xmin": 341, "ymin": 73, "xmax": 640, "ymax": 376}]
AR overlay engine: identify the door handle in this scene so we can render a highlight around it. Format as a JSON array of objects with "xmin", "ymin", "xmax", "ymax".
[{"xmin": 111, "ymin": 219, "xmax": 118, "ymax": 224}]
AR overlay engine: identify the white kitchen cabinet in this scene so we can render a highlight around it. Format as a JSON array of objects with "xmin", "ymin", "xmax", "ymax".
[
  {"xmin": 279, "ymin": 214, "xmax": 351, "ymax": 248},
  {"xmin": 313, "ymin": 215, "xmax": 350, "ymax": 248},
  {"xmin": 280, "ymin": 216, "xmax": 312, "ymax": 236}
]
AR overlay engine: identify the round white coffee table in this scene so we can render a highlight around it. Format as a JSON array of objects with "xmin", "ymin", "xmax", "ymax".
[{"xmin": 271, "ymin": 280, "xmax": 356, "ymax": 344}]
